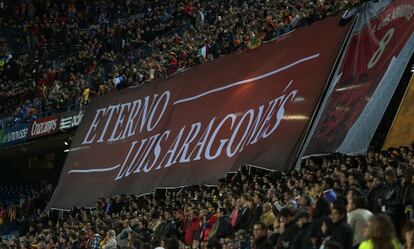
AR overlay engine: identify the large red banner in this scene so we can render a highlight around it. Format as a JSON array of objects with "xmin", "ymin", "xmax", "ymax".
[
  {"xmin": 47, "ymin": 16, "xmax": 350, "ymax": 210},
  {"xmin": 305, "ymin": 0, "xmax": 414, "ymax": 155}
]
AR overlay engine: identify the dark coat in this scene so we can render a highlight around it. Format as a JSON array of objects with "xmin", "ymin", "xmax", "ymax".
[
  {"xmin": 291, "ymin": 222, "xmax": 313, "ymax": 249},
  {"xmin": 277, "ymin": 221, "xmax": 300, "ymax": 249},
  {"xmin": 384, "ymin": 181, "xmax": 403, "ymax": 215},
  {"xmin": 330, "ymin": 217, "xmax": 353, "ymax": 249},
  {"xmin": 251, "ymin": 203, "xmax": 263, "ymax": 228},
  {"xmin": 236, "ymin": 207, "xmax": 253, "ymax": 230},
  {"xmin": 255, "ymin": 236, "xmax": 274, "ymax": 249},
  {"xmin": 367, "ymin": 183, "xmax": 386, "ymax": 213},
  {"xmin": 208, "ymin": 215, "xmax": 233, "ymax": 240}
]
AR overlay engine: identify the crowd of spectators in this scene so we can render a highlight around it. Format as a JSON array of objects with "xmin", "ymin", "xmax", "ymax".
[
  {"xmin": 1, "ymin": 144, "xmax": 414, "ymax": 249},
  {"xmin": 0, "ymin": 0, "xmax": 360, "ymax": 128},
  {"xmin": 0, "ymin": 183, "xmax": 54, "ymax": 238}
]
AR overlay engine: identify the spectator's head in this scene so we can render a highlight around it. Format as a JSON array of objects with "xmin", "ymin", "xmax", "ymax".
[
  {"xmin": 402, "ymin": 220, "xmax": 414, "ymax": 247},
  {"xmin": 166, "ymin": 238, "xmax": 179, "ymax": 249},
  {"xmin": 364, "ymin": 214, "xmax": 396, "ymax": 248},
  {"xmin": 217, "ymin": 208, "xmax": 226, "ymax": 218},
  {"xmin": 385, "ymin": 168, "xmax": 397, "ymax": 184},
  {"xmin": 207, "ymin": 239, "xmax": 222, "ymax": 249},
  {"xmin": 241, "ymin": 194, "xmax": 251, "ymax": 207},
  {"xmin": 298, "ymin": 195, "xmax": 312, "ymax": 207},
  {"xmin": 139, "ymin": 220, "xmax": 148, "ymax": 229},
  {"xmin": 279, "ymin": 208, "xmax": 295, "ymax": 225},
  {"xmin": 107, "ymin": 229, "xmax": 116, "ymax": 239},
  {"xmin": 371, "ymin": 174, "xmax": 383, "ymax": 189},
  {"xmin": 123, "ymin": 219, "xmax": 130, "ymax": 228},
  {"xmin": 346, "ymin": 187, "xmax": 362, "ymax": 200},
  {"xmin": 253, "ymin": 222, "xmax": 267, "ymax": 240},
  {"xmin": 397, "ymin": 163, "xmax": 408, "ymax": 177},
  {"xmin": 330, "ymin": 201, "xmax": 346, "ymax": 224},
  {"xmin": 346, "ymin": 196, "xmax": 366, "ymax": 213},
  {"xmin": 262, "ymin": 202, "xmax": 272, "ymax": 213},
  {"xmin": 295, "ymin": 209, "xmax": 311, "ymax": 228},
  {"xmin": 208, "ymin": 203, "xmax": 218, "ymax": 213}
]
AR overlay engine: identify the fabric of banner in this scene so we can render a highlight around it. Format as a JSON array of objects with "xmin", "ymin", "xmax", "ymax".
[
  {"xmin": 383, "ymin": 75, "xmax": 414, "ymax": 149},
  {"xmin": 304, "ymin": 0, "xmax": 414, "ymax": 156},
  {"xmin": 46, "ymin": 15, "xmax": 350, "ymax": 210}
]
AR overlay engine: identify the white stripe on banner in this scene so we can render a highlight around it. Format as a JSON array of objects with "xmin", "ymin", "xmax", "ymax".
[
  {"xmin": 68, "ymin": 164, "xmax": 121, "ymax": 174},
  {"xmin": 173, "ymin": 53, "xmax": 320, "ymax": 105}
]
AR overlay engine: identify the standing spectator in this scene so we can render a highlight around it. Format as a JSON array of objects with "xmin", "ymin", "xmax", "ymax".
[
  {"xmin": 85, "ymin": 227, "xmax": 101, "ymax": 249},
  {"xmin": 251, "ymin": 192, "xmax": 264, "ymax": 227},
  {"xmin": 329, "ymin": 201, "xmax": 353, "ymax": 249},
  {"xmin": 69, "ymin": 232, "xmax": 81, "ymax": 249},
  {"xmin": 347, "ymin": 196, "xmax": 373, "ymax": 248},
  {"xmin": 101, "ymin": 230, "xmax": 117, "ymax": 249},
  {"xmin": 366, "ymin": 172, "xmax": 385, "ymax": 214},
  {"xmin": 185, "ymin": 209, "xmax": 201, "ymax": 245},
  {"xmin": 230, "ymin": 197, "xmax": 240, "ymax": 229},
  {"xmin": 358, "ymin": 214, "xmax": 400, "ymax": 249},
  {"xmin": 291, "ymin": 210, "xmax": 312, "ymax": 249},
  {"xmin": 260, "ymin": 203, "xmax": 275, "ymax": 228},
  {"xmin": 117, "ymin": 220, "xmax": 132, "ymax": 248},
  {"xmin": 402, "ymin": 169, "xmax": 414, "ymax": 221},
  {"xmin": 208, "ymin": 208, "xmax": 233, "ymax": 240},
  {"xmin": 383, "ymin": 168, "xmax": 403, "ymax": 233},
  {"xmin": 253, "ymin": 222, "xmax": 273, "ymax": 249},
  {"xmin": 237, "ymin": 194, "xmax": 252, "ymax": 231},
  {"xmin": 276, "ymin": 208, "xmax": 299, "ymax": 249}
]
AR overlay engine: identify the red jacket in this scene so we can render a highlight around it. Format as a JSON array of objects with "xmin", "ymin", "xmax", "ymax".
[
  {"xmin": 201, "ymin": 213, "xmax": 218, "ymax": 241},
  {"xmin": 185, "ymin": 217, "xmax": 201, "ymax": 245}
]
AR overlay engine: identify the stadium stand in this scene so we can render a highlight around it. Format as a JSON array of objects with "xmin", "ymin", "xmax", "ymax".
[
  {"xmin": 2, "ymin": 0, "xmax": 414, "ymax": 249},
  {"xmin": 1, "ymin": 146, "xmax": 414, "ymax": 249}
]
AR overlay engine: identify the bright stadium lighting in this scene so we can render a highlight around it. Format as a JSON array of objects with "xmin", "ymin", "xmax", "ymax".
[{"xmin": 64, "ymin": 141, "xmax": 69, "ymax": 146}]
